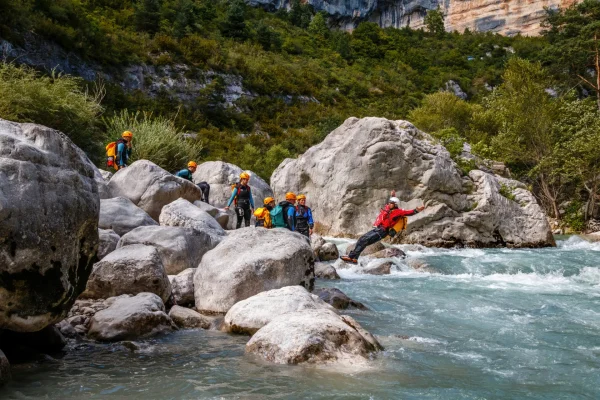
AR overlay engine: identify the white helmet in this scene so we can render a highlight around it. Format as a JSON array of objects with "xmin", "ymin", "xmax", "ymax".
[{"xmin": 389, "ymin": 197, "xmax": 400, "ymax": 206}]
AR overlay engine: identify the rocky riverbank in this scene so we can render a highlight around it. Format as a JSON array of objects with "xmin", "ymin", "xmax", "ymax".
[{"xmin": 0, "ymin": 116, "xmax": 556, "ymax": 386}]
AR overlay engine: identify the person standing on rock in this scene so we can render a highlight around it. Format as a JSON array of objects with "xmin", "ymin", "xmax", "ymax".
[
  {"xmin": 175, "ymin": 161, "xmax": 197, "ymax": 181},
  {"xmin": 341, "ymin": 193, "xmax": 425, "ymax": 264},
  {"xmin": 225, "ymin": 172, "xmax": 255, "ymax": 229},
  {"xmin": 271, "ymin": 192, "xmax": 297, "ymax": 231},
  {"xmin": 254, "ymin": 197, "xmax": 275, "ymax": 228},
  {"xmin": 295, "ymin": 194, "xmax": 314, "ymax": 238},
  {"xmin": 116, "ymin": 131, "xmax": 133, "ymax": 169}
]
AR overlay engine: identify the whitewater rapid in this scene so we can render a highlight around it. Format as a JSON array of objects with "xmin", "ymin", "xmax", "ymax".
[{"xmin": 2, "ymin": 237, "xmax": 599, "ymax": 399}]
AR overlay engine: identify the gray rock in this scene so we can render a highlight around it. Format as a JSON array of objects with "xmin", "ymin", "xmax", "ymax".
[
  {"xmin": 271, "ymin": 117, "xmax": 554, "ymax": 248},
  {"xmin": 318, "ymin": 242, "xmax": 340, "ymax": 261},
  {"xmin": 192, "ymin": 161, "xmax": 273, "ymax": 229},
  {"xmin": 443, "ymin": 80, "xmax": 468, "ymax": 100},
  {"xmin": 311, "ymin": 234, "xmax": 327, "ymax": 254},
  {"xmin": 369, "ymin": 248, "xmax": 406, "ymax": 259},
  {"xmin": 0, "ymin": 349, "xmax": 10, "ymax": 387},
  {"xmin": 346, "ymin": 241, "xmax": 385, "ymax": 256},
  {"xmin": 313, "ymin": 288, "xmax": 367, "ymax": 310},
  {"xmin": 168, "ymin": 268, "xmax": 196, "ymax": 306},
  {"xmin": 0, "ymin": 118, "xmax": 99, "ymax": 332},
  {"xmin": 159, "ymin": 198, "xmax": 226, "ymax": 241},
  {"xmin": 99, "ymin": 197, "xmax": 158, "ymax": 236},
  {"xmin": 246, "ymin": 308, "xmax": 382, "ymax": 365},
  {"xmin": 118, "ymin": 226, "xmax": 219, "ymax": 275},
  {"xmin": 194, "ymin": 228, "xmax": 315, "ymax": 314},
  {"xmin": 362, "ymin": 261, "xmax": 392, "ymax": 275},
  {"xmin": 108, "ymin": 160, "xmax": 202, "ymax": 220},
  {"xmin": 314, "ymin": 262, "xmax": 340, "ymax": 279},
  {"xmin": 87, "ymin": 293, "xmax": 174, "ymax": 342},
  {"xmin": 193, "ymin": 200, "xmax": 219, "ymax": 217},
  {"xmin": 83, "ymin": 244, "xmax": 171, "ymax": 302},
  {"xmin": 168, "ymin": 306, "xmax": 218, "ymax": 329},
  {"xmin": 223, "ymin": 286, "xmax": 334, "ymax": 335},
  {"xmin": 98, "ymin": 229, "xmax": 120, "ymax": 260}
]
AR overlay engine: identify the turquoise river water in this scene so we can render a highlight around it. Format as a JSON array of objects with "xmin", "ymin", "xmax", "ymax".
[{"xmin": 2, "ymin": 236, "xmax": 599, "ymax": 399}]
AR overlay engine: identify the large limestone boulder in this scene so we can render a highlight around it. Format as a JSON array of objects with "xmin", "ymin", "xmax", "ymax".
[
  {"xmin": 98, "ymin": 229, "xmax": 120, "ymax": 260},
  {"xmin": 83, "ymin": 244, "xmax": 171, "ymax": 302},
  {"xmin": 0, "ymin": 119, "xmax": 99, "ymax": 332},
  {"xmin": 118, "ymin": 226, "xmax": 218, "ymax": 275},
  {"xmin": 246, "ymin": 308, "xmax": 382, "ymax": 365},
  {"xmin": 159, "ymin": 198, "xmax": 225, "ymax": 242},
  {"xmin": 313, "ymin": 288, "xmax": 367, "ymax": 310},
  {"xmin": 108, "ymin": 160, "xmax": 202, "ymax": 220},
  {"xmin": 223, "ymin": 286, "xmax": 333, "ymax": 335},
  {"xmin": 168, "ymin": 306, "xmax": 218, "ymax": 330},
  {"xmin": 168, "ymin": 268, "xmax": 195, "ymax": 306},
  {"xmin": 99, "ymin": 197, "xmax": 158, "ymax": 236},
  {"xmin": 87, "ymin": 293, "xmax": 174, "ymax": 342},
  {"xmin": 194, "ymin": 228, "xmax": 315, "ymax": 314},
  {"xmin": 192, "ymin": 161, "xmax": 273, "ymax": 228},
  {"xmin": 271, "ymin": 117, "xmax": 554, "ymax": 248},
  {"xmin": 314, "ymin": 262, "xmax": 340, "ymax": 279}
]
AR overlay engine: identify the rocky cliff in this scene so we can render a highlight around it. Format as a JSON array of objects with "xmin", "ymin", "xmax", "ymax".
[{"xmin": 251, "ymin": 0, "xmax": 579, "ymax": 35}]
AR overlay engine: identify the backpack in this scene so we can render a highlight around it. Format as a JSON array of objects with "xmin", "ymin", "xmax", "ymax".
[
  {"xmin": 271, "ymin": 204, "xmax": 289, "ymax": 228},
  {"xmin": 106, "ymin": 139, "xmax": 125, "ymax": 171},
  {"xmin": 388, "ymin": 216, "xmax": 408, "ymax": 237}
]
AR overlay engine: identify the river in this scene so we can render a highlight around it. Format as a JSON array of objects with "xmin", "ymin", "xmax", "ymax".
[{"xmin": 2, "ymin": 236, "xmax": 599, "ymax": 399}]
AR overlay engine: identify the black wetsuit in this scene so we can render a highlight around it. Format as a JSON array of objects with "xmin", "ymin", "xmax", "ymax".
[
  {"xmin": 197, "ymin": 182, "xmax": 210, "ymax": 204},
  {"xmin": 234, "ymin": 184, "xmax": 252, "ymax": 228}
]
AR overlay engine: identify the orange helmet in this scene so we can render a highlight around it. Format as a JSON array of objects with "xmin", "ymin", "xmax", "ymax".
[
  {"xmin": 240, "ymin": 172, "xmax": 250, "ymax": 180},
  {"xmin": 285, "ymin": 192, "xmax": 297, "ymax": 201},
  {"xmin": 263, "ymin": 197, "xmax": 275, "ymax": 205},
  {"xmin": 297, "ymin": 194, "xmax": 306, "ymax": 201},
  {"xmin": 122, "ymin": 131, "xmax": 133, "ymax": 138},
  {"xmin": 188, "ymin": 161, "xmax": 197, "ymax": 168}
]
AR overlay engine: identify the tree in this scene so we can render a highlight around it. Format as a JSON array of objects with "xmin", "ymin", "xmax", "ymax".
[
  {"xmin": 424, "ymin": 7, "xmax": 445, "ymax": 36},
  {"xmin": 486, "ymin": 58, "xmax": 565, "ymax": 218},
  {"xmin": 553, "ymin": 97, "xmax": 600, "ymax": 221},
  {"xmin": 134, "ymin": 0, "xmax": 161, "ymax": 34},
  {"xmin": 256, "ymin": 22, "xmax": 281, "ymax": 51},
  {"xmin": 220, "ymin": 0, "xmax": 248, "ymax": 40},
  {"xmin": 308, "ymin": 12, "xmax": 329, "ymax": 39},
  {"xmin": 543, "ymin": 0, "xmax": 600, "ymax": 110},
  {"xmin": 288, "ymin": 0, "xmax": 312, "ymax": 28}
]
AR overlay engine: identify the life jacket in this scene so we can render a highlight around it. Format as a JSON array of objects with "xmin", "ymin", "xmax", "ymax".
[
  {"xmin": 374, "ymin": 205, "xmax": 412, "ymax": 234},
  {"xmin": 271, "ymin": 201, "xmax": 292, "ymax": 229},
  {"xmin": 295, "ymin": 204, "xmax": 311, "ymax": 231},
  {"xmin": 106, "ymin": 138, "xmax": 127, "ymax": 171},
  {"xmin": 231, "ymin": 183, "xmax": 251, "ymax": 207},
  {"xmin": 254, "ymin": 207, "xmax": 272, "ymax": 228}
]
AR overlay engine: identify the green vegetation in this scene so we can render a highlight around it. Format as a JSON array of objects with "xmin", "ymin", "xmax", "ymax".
[
  {"xmin": 499, "ymin": 184, "xmax": 516, "ymax": 202},
  {"xmin": 0, "ymin": 0, "xmax": 598, "ymax": 229},
  {"xmin": 105, "ymin": 110, "xmax": 203, "ymax": 173}
]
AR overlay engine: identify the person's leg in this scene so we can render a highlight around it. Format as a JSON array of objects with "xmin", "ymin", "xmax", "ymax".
[
  {"xmin": 243, "ymin": 206, "xmax": 251, "ymax": 227},
  {"xmin": 203, "ymin": 185, "xmax": 210, "ymax": 204},
  {"xmin": 348, "ymin": 228, "xmax": 386, "ymax": 260},
  {"xmin": 235, "ymin": 207, "xmax": 244, "ymax": 229}
]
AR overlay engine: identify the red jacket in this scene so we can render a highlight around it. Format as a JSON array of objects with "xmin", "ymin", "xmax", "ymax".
[{"xmin": 374, "ymin": 205, "xmax": 418, "ymax": 230}]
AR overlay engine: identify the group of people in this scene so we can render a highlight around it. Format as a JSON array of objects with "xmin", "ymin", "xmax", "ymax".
[{"xmin": 107, "ymin": 131, "xmax": 426, "ymax": 263}]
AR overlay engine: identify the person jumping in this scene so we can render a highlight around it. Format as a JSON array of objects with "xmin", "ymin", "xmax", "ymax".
[{"xmin": 340, "ymin": 194, "xmax": 425, "ymax": 264}]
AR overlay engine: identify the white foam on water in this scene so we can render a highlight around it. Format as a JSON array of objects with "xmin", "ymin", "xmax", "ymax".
[
  {"xmin": 557, "ymin": 236, "xmax": 600, "ymax": 251},
  {"xmin": 408, "ymin": 336, "xmax": 447, "ymax": 345}
]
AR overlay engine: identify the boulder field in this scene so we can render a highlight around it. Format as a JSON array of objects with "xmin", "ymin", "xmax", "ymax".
[
  {"xmin": 1, "ymin": 116, "xmax": 561, "ymax": 373},
  {"xmin": 271, "ymin": 117, "xmax": 555, "ymax": 248}
]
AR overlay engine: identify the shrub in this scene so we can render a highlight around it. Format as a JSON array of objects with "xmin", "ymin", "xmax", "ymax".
[
  {"xmin": 104, "ymin": 110, "xmax": 203, "ymax": 172},
  {"xmin": 180, "ymin": 35, "xmax": 220, "ymax": 65},
  {"xmin": 499, "ymin": 183, "xmax": 516, "ymax": 201},
  {"xmin": 0, "ymin": 63, "xmax": 104, "ymax": 159}
]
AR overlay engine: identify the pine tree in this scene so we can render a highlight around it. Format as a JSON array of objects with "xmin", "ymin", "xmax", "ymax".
[
  {"xmin": 134, "ymin": 0, "xmax": 162, "ymax": 34},
  {"xmin": 308, "ymin": 12, "xmax": 329, "ymax": 38},
  {"xmin": 424, "ymin": 7, "xmax": 445, "ymax": 36},
  {"xmin": 220, "ymin": 0, "xmax": 248, "ymax": 40}
]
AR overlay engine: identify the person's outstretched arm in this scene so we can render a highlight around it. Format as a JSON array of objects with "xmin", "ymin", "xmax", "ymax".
[{"xmin": 226, "ymin": 188, "xmax": 238, "ymax": 208}]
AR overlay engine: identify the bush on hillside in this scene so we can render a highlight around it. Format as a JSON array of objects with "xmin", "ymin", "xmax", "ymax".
[
  {"xmin": 0, "ymin": 63, "xmax": 104, "ymax": 159},
  {"xmin": 105, "ymin": 110, "xmax": 203, "ymax": 173}
]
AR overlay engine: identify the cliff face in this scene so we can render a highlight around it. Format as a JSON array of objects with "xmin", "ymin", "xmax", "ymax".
[{"xmin": 250, "ymin": 0, "xmax": 579, "ymax": 35}]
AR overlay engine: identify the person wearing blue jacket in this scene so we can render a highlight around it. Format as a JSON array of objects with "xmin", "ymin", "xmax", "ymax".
[
  {"xmin": 295, "ymin": 194, "xmax": 314, "ymax": 237},
  {"xmin": 116, "ymin": 131, "xmax": 133, "ymax": 169},
  {"xmin": 175, "ymin": 161, "xmax": 197, "ymax": 181},
  {"xmin": 225, "ymin": 172, "xmax": 255, "ymax": 228}
]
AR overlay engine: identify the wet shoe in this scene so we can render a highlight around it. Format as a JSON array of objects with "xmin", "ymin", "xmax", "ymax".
[{"xmin": 340, "ymin": 256, "xmax": 358, "ymax": 264}]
